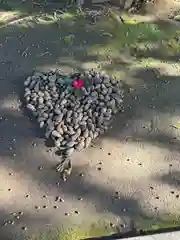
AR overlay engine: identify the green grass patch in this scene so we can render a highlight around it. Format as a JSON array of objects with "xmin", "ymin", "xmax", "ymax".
[
  {"xmin": 90, "ymin": 13, "xmax": 180, "ymax": 60},
  {"xmin": 136, "ymin": 214, "xmax": 180, "ymax": 232},
  {"xmin": 28, "ymin": 221, "xmax": 115, "ymax": 240},
  {"xmin": 26, "ymin": 214, "xmax": 180, "ymax": 240},
  {"xmin": 26, "ymin": 215, "xmax": 180, "ymax": 240}
]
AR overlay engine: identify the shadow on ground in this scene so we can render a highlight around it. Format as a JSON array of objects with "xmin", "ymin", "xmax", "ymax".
[
  {"xmin": 0, "ymin": 0, "xmax": 67, "ymax": 14},
  {"xmin": 0, "ymin": 7, "xmax": 180, "ymax": 239}
]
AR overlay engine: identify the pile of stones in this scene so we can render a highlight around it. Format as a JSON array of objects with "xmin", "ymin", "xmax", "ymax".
[{"xmin": 23, "ymin": 69, "xmax": 124, "ymax": 175}]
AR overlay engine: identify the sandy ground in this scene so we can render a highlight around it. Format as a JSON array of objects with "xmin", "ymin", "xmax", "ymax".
[{"xmin": 0, "ymin": 9, "xmax": 180, "ymax": 239}]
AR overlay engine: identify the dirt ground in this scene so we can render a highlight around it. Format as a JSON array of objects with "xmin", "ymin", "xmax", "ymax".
[
  {"xmin": 0, "ymin": 2, "xmax": 180, "ymax": 240},
  {"xmin": 142, "ymin": 0, "xmax": 180, "ymax": 17}
]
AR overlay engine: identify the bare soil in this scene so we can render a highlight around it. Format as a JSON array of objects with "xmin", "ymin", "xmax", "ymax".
[{"xmin": 0, "ymin": 4, "xmax": 180, "ymax": 240}]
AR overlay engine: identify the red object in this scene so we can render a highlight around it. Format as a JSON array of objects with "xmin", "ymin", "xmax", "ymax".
[{"xmin": 72, "ymin": 79, "xmax": 84, "ymax": 88}]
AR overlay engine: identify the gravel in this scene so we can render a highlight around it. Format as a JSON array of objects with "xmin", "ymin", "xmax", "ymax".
[{"xmin": 23, "ymin": 69, "xmax": 124, "ymax": 177}]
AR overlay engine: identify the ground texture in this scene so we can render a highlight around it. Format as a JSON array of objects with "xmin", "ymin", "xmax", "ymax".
[{"xmin": 0, "ymin": 2, "xmax": 180, "ymax": 240}]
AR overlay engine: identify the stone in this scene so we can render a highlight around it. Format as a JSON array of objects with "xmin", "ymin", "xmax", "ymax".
[
  {"xmin": 51, "ymin": 130, "xmax": 62, "ymax": 138},
  {"xmin": 75, "ymin": 141, "xmax": 85, "ymax": 151},
  {"xmin": 84, "ymin": 137, "xmax": 92, "ymax": 148},
  {"xmin": 24, "ymin": 77, "xmax": 31, "ymax": 86},
  {"xmin": 83, "ymin": 129, "xmax": 89, "ymax": 138},
  {"xmin": 27, "ymin": 104, "xmax": 36, "ymax": 112},
  {"xmin": 124, "ymin": 0, "xmax": 134, "ymax": 9},
  {"xmin": 65, "ymin": 147, "xmax": 75, "ymax": 157},
  {"xmin": 56, "ymin": 125, "xmax": 64, "ymax": 135},
  {"xmin": 66, "ymin": 141, "xmax": 76, "ymax": 148},
  {"xmin": 49, "ymin": 75, "xmax": 56, "ymax": 82},
  {"xmin": 71, "ymin": 129, "xmax": 81, "ymax": 141},
  {"xmin": 54, "ymin": 114, "xmax": 63, "ymax": 123}
]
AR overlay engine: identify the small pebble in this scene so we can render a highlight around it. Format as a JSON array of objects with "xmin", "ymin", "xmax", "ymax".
[
  {"xmin": 43, "ymin": 195, "xmax": 47, "ymax": 198},
  {"xmin": 171, "ymin": 191, "xmax": 174, "ymax": 194},
  {"xmin": 22, "ymin": 226, "xmax": 27, "ymax": 231},
  {"xmin": 97, "ymin": 167, "xmax": 102, "ymax": 171},
  {"xmin": 8, "ymin": 188, "xmax": 12, "ymax": 191},
  {"xmin": 176, "ymin": 194, "xmax": 179, "ymax": 198},
  {"xmin": 78, "ymin": 197, "xmax": 83, "ymax": 201},
  {"xmin": 108, "ymin": 152, "xmax": 111, "ymax": 156},
  {"xmin": 19, "ymin": 212, "xmax": 23, "ymax": 215},
  {"xmin": 79, "ymin": 173, "xmax": 84, "ymax": 177},
  {"xmin": 9, "ymin": 172, "xmax": 13, "ymax": 176},
  {"xmin": 43, "ymin": 205, "xmax": 47, "ymax": 209},
  {"xmin": 35, "ymin": 206, "xmax": 40, "ymax": 210},
  {"xmin": 32, "ymin": 142, "xmax": 37, "ymax": 147},
  {"xmin": 74, "ymin": 210, "xmax": 79, "ymax": 214},
  {"xmin": 38, "ymin": 166, "xmax": 43, "ymax": 170},
  {"xmin": 3, "ymin": 221, "xmax": 8, "ymax": 226},
  {"xmin": 120, "ymin": 224, "xmax": 125, "ymax": 228},
  {"xmin": 155, "ymin": 196, "xmax": 159, "ymax": 199},
  {"xmin": 64, "ymin": 212, "xmax": 69, "ymax": 216},
  {"xmin": 110, "ymin": 222, "xmax": 115, "ymax": 228},
  {"xmin": 55, "ymin": 196, "xmax": 60, "ymax": 201},
  {"xmin": 53, "ymin": 205, "xmax": 58, "ymax": 209},
  {"xmin": 46, "ymin": 149, "xmax": 52, "ymax": 153}
]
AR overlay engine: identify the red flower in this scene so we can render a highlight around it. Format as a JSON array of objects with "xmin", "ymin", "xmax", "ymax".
[{"xmin": 72, "ymin": 79, "xmax": 84, "ymax": 89}]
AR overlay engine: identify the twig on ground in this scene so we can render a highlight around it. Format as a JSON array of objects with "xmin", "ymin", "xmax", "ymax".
[
  {"xmin": 36, "ymin": 51, "xmax": 49, "ymax": 57},
  {"xmin": 32, "ymin": 2, "xmax": 41, "ymax": 6},
  {"xmin": 21, "ymin": 46, "xmax": 29, "ymax": 57}
]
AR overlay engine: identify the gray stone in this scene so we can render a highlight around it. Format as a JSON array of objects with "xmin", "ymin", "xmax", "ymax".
[
  {"xmin": 24, "ymin": 77, "xmax": 31, "ymax": 86},
  {"xmin": 65, "ymin": 147, "xmax": 74, "ymax": 157},
  {"xmin": 84, "ymin": 137, "xmax": 92, "ymax": 148},
  {"xmin": 52, "ymin": 130, "xmax": 62, "ymax": 138},
  {"xmin": 75, "ymin": 141, "xmax": 85, "ymax": 151},
  {"xmin": 49, "ymin": 75, "xmax": 56, "ymax": 82},
  {"xmin": 27, "ymin": 104, "xmax": 36, "ymax": 112},
  {"xmin": 66, "ymin": 141, "xmax": 76, "ymax": 148},
  {"xmin": 83, "ymin": 129, "xmax": 89, "ymax": 138}
]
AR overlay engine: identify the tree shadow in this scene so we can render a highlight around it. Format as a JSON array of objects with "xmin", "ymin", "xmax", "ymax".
[
  {"xmin": 84, "ymin": 225, "xmax": 180, "ymax": 240},
  {"xmin": 105, "ymin": 66, "xmax": 180, "ymax": 152},
  {"xmin": 155, "ymin": 171, "xmax": 180, "ymax": 189},
  {"xmin": 0, "ymin": 0, "xmax": 67, "ymax": 14}
]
